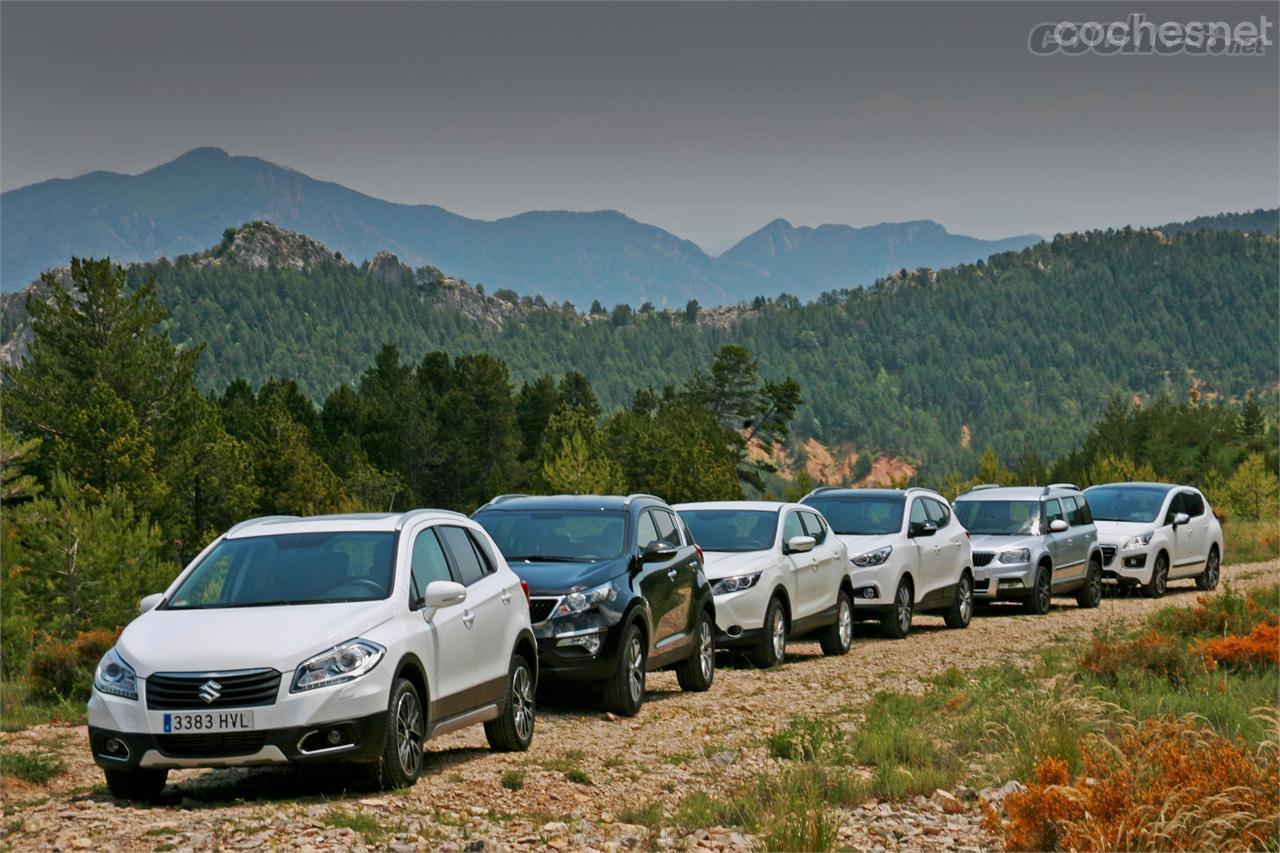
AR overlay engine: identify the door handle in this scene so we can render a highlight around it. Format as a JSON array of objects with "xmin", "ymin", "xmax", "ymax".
[
  {"xmin": 500, "ymin": 590, "xmax": 512, "ymax": 605},
  {"xmin": 462, "ymin": 611, "xmax": 475, "ymax": 629},
  {"xmin": 667, "ymin": 568, "xmax": 678, "ymax": 579}
]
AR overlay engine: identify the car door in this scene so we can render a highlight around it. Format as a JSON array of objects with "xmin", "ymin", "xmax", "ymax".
[
  {"xmin": 925, "ymin": 498, "xmax": 964, "ymax": 592},
  {"xmin": 406, "ymin": 524, "xmax": 478, "ymax": 720},
  {"xmin": 1059, "ymin": 497, "xmax": 1089, "ymax": 583},
  {"xmin": 652, "ymin": 508, "xmax": 695, "ymax": 644},
  {"xmin": 800, "ymin": 510, "xmax": 844, "ymax": 610},
  {"xmin": 1041, "ymin": 499, "xmax": 1070, "ymax": 584},
  {"xmin": 1170, "ymin": 491, "xmax": 1208, "ymax": 576},
  {"xmin": 438, "ymin": 524, "xmax": 514, "ymax": 708},
  {"xmin": 634, "ymin": 509, "xmax": 683, "ymax": 661},
  {"xmin": 907, "ymin": 497, "xmax": 943, "ymax": 602},
  {"xmin": 782, "ymin": 509, "xmax": 821, "ymax": 619}
]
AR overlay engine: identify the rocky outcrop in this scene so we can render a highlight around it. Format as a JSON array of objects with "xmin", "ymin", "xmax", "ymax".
[
  {"xmin": 204, "ymin": 222, "xmax": 348, "ymax": 272},
  {"xmin": 367, "ymin": 251, "xmax": 413, "ymax": 286}
]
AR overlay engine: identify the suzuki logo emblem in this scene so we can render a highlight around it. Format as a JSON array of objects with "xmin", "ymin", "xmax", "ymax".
[{"xmin": 197, "ymin": 680, "xmax": 222, "ymax": 704}]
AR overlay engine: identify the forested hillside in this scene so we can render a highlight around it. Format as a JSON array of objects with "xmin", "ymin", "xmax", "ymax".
[
  {"xmin": 3, "ymin": 224, "xmax": 1274, "ymax": 476},
  {"xmin": 1159, "ymin": 208, "xmax": 1278, "ymax": 236}
]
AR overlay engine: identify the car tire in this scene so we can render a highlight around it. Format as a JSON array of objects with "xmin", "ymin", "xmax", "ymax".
[
  {"xmin": 818, "ymin": 589, "xmax": 854, "ymax": 655},
  {"xmin": 485, "ymin": 653, "xmax": 536, "ymax": 752},
  {"xmin": 1196, "ymin": 546, "xmax": 1221, "ymax": 591},
  {"xmin": 881, "ymin": 577, "xmax": 913, "ymax": 639},
  {"xmin": 750, "ymin": 597, "xmax": 787, "ymax": 668},
  {"xmin": 675, "ymin": 608, "xmax": 715, "ymax": 692},
  {"xmin": 602, "ymin": 622, "xmax": 646, "ymax": 717},
  {"xmin": 376, "ymin": 677, "xmax": 425, "ymax": 789},
  {"xmin": 1143, "ymin": 552, "xmax": 1169, "ymax": 599},
  {"xmin": 103, "ymin": 767, "xmax": 168, "ymax": 802},
  {"xmin": 1023, "ymin": 563, "xmax": 1052, "ymax": 615},
  {"xmin": 1075, "ymin": 558, "xmax": 1103, "ymax": 609},
  {"xmin": 943, "ymin": 572, "xmax": 973, "ymax": 629}
]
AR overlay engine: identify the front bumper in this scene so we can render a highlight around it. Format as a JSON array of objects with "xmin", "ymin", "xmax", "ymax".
[
  {"xmin": 1101, "ymin": 546, "xmax": 1151, "ymax": 584},
  {"xmin": 972, "ymin": 560, "xmax": 1036, "ymax": 600},
  {"xmin": 88, "ymin": 712, "xmax": 386, "ymax": 770},
  {"xmin": 711, "ymin": 583, "xmax": 771, "ymax": 637}
]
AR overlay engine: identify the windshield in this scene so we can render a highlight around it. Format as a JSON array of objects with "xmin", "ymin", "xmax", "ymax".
[
  {"xmin": 802, "ymin": 496, "xmax": 903, "ymax": 536},
  {"xmin": 474, "ymin": 510, "xmax": 627, "ymax": 562},
  {"xmin": 678, "ymin": 509, "xmax": 778, "ymax": 552},
  {"xmin": 1085, "ymin": 485, "xmax": 1170, "ymax": 523},
  {"xmin": 167, "ymin": 531, "xmax": 396, "ymax": 609},
  {"xmin": 955, "ymin": 500, "xmax": 1041, "ymax": 536}
]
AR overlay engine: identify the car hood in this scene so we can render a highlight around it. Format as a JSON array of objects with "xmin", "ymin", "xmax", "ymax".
[
  {"xmin": 968, "ymin": 533, "xmax": 1041, "ymax": 553},
  {"xmin": 506, "ymin": 559, "xmax": 628, "ymax": 595},
  {"xmin": 117, "ymin": 600, "xmax": 395, "ymax": 677},
  {"xmin": 702, "ymin": 550, "xmax": 777, "ymax": 581},
  {"xmin": 834, "ymin": 533, "xmax": 896, "ymax": 559},
  {"xmin": 1093, "ymin": 520, "xmax": 1157, "ymax": 544}
]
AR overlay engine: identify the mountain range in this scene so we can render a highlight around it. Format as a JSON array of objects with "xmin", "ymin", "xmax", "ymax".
[{"xmin": 0, "ymin": 147, "xmax": 1042, "ymax": 304}]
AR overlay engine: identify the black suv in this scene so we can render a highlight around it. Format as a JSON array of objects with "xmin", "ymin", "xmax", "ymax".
[{"xmin": 473, "ymin": 493, "xmax": 716, "ymax": 716}]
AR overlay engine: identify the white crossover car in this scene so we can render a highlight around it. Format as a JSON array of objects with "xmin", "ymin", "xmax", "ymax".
[
  {"xmin": 1084, "ymin": 482, "xmax": 1224, "ymax": 597},
  {"xmin": 674, "ymin": 501, "xmax": 853, "ymax": 667},
  {"xmin": 87, "ymin": 511, "xmax": 537, "ymax": 801},
  {"xmin": 800, "ymin": 488, "xmax": 974, "ymax": 638}
]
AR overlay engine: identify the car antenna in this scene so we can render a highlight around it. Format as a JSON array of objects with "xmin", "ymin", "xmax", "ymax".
[{"xmin": 387, "ymin": 488, "xmax": 398, "ymax": 512}]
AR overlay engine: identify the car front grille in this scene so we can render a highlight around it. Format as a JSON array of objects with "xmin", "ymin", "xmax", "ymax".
[
  {"xmin": 1100, "ymin": 546, "xmax": 1117, "ymax": 566},
  {"xmin": 154, "ymin": 732, "xmax": 267, "ymax": 758},
  {"xmin": 145, "ymin": 669, "xmax": 281, "ymax": 710},
  {"xmin": 973, "ymin": 552, "xmax": 995, "ymax": 568},
  {"xmin": 528, "ymin": 597, "xmax": 560, "ymax": 624}
]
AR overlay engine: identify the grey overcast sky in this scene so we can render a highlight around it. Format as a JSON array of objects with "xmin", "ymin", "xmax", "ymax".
[{"xmin": 2, "ymin": 1, "xmax": 1277, "ymax": 252}]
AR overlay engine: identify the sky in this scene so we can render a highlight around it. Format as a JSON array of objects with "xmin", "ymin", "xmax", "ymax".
[{"xmin": 2, "ymin": 1, "xmax": 1277, "ymax": 253}]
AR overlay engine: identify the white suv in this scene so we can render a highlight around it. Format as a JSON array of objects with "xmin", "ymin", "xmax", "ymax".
[
  {"xmin": 87, "ymin": 511, "xmax": 538, "ymax": 801},
  {"xmin": 801, "ymin": 488, "xmax": 974, "ymax": 638},
  {"xmin": 1084, "ymin": 482, "xmax": 1224, "ymax": 597},
  {"xmin": 674, "ymin": 501, "xmax": 853, "ymax": 667}
]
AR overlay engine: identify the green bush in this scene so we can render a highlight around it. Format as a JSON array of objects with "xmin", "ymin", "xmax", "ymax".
[{"xmin": 26, "ymin": 628, "xmax": 119, "ymax": 700}]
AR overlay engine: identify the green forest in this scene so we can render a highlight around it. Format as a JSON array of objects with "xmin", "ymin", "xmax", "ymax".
[{"xmin": 4, "ymin": 223, "xmax": 1274, "ymax": 476}]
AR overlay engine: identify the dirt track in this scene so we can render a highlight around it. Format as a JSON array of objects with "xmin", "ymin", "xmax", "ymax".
[{"xmin": 4, "ymin": 559, "xmax": 1276, "ymax": 852}]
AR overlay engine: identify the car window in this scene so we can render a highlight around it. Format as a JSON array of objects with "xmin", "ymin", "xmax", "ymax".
[
  {"xmin": 411, "ymin": 528, "xmax": 455, "ymax": 599},
  {"xmin": 924, "ymin": 498, "xmax": 950, "ymax": 527},
  {"xmin": 1043, "ymin": 499, "xmax": 1064, "ymax": 528},
  {"xmin": 636, "ymin": 511, "xmax": 659, "ymax": 548},
  {"xmin": 1184, "ymin": 491, "xmax": 1205, "ymax": 518},
  {"xmin": 909, "ymin": 499, "xmax": 928, "ymax": 526},
  {"xmin": 438, "ymin": 525, "xmax": 486, "ymax": 586},
  {"xmin": 653, "ymin": 510, "xmax": 679, "ymax": 545},
  {"xmin": 800, "ymin": 511, "xmax": 828, "ymax": 543},
  {"xmin": 1164, "ymin": 493, "xmax": 1187, "ymax": 524},
  {"xmin": 782, "ymin": 511, "xmax": 805, "ymax": 543},
  {"xmin": 1075, "ymin": 496, "xmax": 1094, "ymax": 525},
  {"xmin": 1063, "ymin": 496, "xmax": 1087, "ymax": 526},
  {"xmin": 677, "ymin": 515, "xmax": 694, "ymax": 546}
]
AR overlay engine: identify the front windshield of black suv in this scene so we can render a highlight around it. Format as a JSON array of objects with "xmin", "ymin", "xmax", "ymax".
[
  {"xmin": 1084, "ymin": 485, "xmax": 1171, "ymax": 523},
  {"xmin": 678, "ymin": 509, "xmax": 778, "ymax": 552},
  {"xmin": 803, "ymin": 495, "xmax": 903, "ymax": 536},
  {"xmin": 474, "ymin": 510, "xmax": 627, "ymax": 562},
  {"xmin": 955, "ymin": 500, "xmax": 1041, "ymax": 536},
  {"xmin": 167, "ymin": 531, "xmax": 396, "ymax": 609}
]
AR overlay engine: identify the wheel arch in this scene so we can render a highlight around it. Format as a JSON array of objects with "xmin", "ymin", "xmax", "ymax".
[
  {"xmin": 512, "ymin": 628, "xmax": 538, "ymax": 683},
  {"xmin": 393, "ymin": 652, "xmax": 430, "ymax": 710}
]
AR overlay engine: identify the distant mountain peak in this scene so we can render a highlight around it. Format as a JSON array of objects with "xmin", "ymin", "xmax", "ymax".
[{"xmin": 205, "ymin": 221, "xmax": 348, "ymax": 272}]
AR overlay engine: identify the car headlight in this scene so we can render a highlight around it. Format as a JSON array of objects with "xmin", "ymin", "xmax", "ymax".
[
  {"xmin": 712, "ymin": 572, "xmax": 763, "ymax": 595},
  {"xmin": 93, "ymin": 648, "xmax": 138, "ymax": 700},
  {"xmin": 999, "ymin": 548, "xmax": 1031, "ymax": 564},
  {"xmin": 852, "ymin": 545, "xmax": 892, "ymax": 568},
  {"xmin": 291, "ymin": 638, "xmax": 385, "ymax": 693},
  {"xmin": 1121, "ymin": 531, "xmax": 1154, "ymax": 550},
  {"xmin": 555, "ymin": 582, "xmax": 616, "ymax": 617}
]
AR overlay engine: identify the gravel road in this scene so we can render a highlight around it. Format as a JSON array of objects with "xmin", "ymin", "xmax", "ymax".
[{"xmin": 4, "ymin": 559, "xmax": 1276, "ymax": 852}]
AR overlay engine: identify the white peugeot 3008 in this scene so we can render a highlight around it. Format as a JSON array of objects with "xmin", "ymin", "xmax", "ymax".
[{"xmin": 88, "ymin": 511, "xmax": 538, "ymax": 801}]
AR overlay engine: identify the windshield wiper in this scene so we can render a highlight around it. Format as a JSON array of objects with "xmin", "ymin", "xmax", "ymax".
[{"xmin": 505, "ymin": 555, "xmax": 594, "ymax": 563}]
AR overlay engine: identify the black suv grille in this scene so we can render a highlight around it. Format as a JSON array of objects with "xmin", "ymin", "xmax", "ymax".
[
  {"xmin": 973, "ymin": 552, "xmax": 995, "ymax": 568},
  {"xmin": 528, "ymin": 598, "xmax": 559, "ymax": 623},
  {"xmin": 1100, "ymin": 546, "xmax": 1117, "ymax": 566},
  {"xmin": 155, "ymin": 732, "xmax": 267, "ymax": 758},
  {"xmin": 146, "ymin": 669, "xmax": 281, "ymax": 710}
]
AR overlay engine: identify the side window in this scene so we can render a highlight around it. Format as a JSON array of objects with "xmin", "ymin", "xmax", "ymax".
[
  {"xmin": 1042, "ymin": 499, "xmax": 1064, "ymax": 528},
  {"xmin": 1074, "ymin": 495, "xmax": 1093, "ymax": 525},
  {"xmin": 652, "ymin": 510, "xmax": 679, "ymax": 545},
  {"xmin": 636, "ymin": 511, "xmax": 659, "ymax": 549},
  {"xmin": 1165, "ymin": 493, "xmax": 1186, "ymax": 524},
  {"xmin": 1063, "ymin": 496, "xmax": 1087, "ymax": 526},
  {"xmin": 438, "ymin": 525, "xmax": 486, "ymax": 586},
  {"xmin": 410, "ymin": 528, "xmax": 454, "ymax": 600},
  {"xmin": 782, "ymin": 511, "xmax": 805, "ymax": 543},
  {"xmin": 800, "ymin": 511, "xmax": 827, "ymax": 543},
  {"xmin": 924, "ymin": 499, "xmax": 950, "ymax": 527},
  {"xmin": 1184, "ymin": 492, "xmax": 1205, "ymax": 518},
  {"xmin": 466, "ymin": 529, "xmax": 497, "ymax": 574},
  {"xmin": 677, "ymin": 515, "xmax": 694, "ymax": 546},
  {"xmin": 909, "ymin": 499, "xmax": 928, "ymax": 526}
]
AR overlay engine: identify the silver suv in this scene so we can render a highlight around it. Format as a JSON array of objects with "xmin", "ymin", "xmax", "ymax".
[{"xmin": 953, "ymin": 484, "xmax": 1104, "ymax": 614}]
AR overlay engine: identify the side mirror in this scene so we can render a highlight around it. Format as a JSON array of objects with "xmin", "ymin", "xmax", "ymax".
[
  {"xmin": 1048, "ymin": 519, "xmax": 1069, "ymax": 533},
  {"xmin": 909, "ymin": 521, "xmax": 938, "ymax": 538},
  {"xmin": 785, "ymin": 535, "xmax": 816, "ymax": 554},
  {"xmin": 139, "ymin": 593, "xmax": 164, "ymax": 613},
  {"xmin": 424, "ymin": 580, "xmax": 467, "ymax": 609},
  {"xmin": 1172, "ymin": 512, "xmax": 1190, "ymax": 528},
  {"xmin": 642, "ymin": 540, "xmax": 679, "ymax": 562}
]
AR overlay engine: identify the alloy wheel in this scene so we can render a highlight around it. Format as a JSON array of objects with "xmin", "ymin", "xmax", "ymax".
[
  {"xmin": 958, "ymin": 577, "xmax": 973, "ymax": 623},
  {"xmin": 1154, "ymin": 557, "xmax": 1168, "ymax": 595},
  {"xmin": 512, "ymin": 665, "xmax": 535, "ymax": 742},
  {"xmin": 395, "ymin": 690, "xmax": 424, "ymax": 777},
  {"xmin": 627, "ymin": 637, "xmax": 645, "ymax": 703},
  {"xmin": 1036, "ymin": 570, "xmax": 1051, "ymax": 612},
  {"xmin": 698, "ymin": 620, "xmax": 714, "ymax": 680},
  {"xmin": 770, "ymin": 608, "xmax": 786, "ymax": 660},
  {"xmin": 838, "ymin": 598, "xmax": 853, "ymax": 647},
  {"xmin": 896, "ymin": 583, "xmax": 912, "ymax": 633},
  {"xmin": 1205, "ymin": 551, "xmax": 1220, "ymax": 587}
]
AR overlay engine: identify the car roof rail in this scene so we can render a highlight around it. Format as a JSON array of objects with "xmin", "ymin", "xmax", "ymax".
[
  {"xmin": 1047, "ymin": 482, "xmax": 1081, "ymax": 492},
  {"xmin": 623, "ymin": 493, "xmax": 665, "ymax": 507},
  {"xmin": 964, "ymin": 484, "xmax": 1001, "ymax": 493},
  {"xmin": 801, "ymin": 486, "xmax": 843, "ymax": 500},
  {"xmin": 473, "ymin": 493, "xmax": 529, "ymax": 512},
  {"xmin": 395, "ymin": 508, "xmax": 471, "ymax": 529},
  {"xmin": 226, "ymin": 515, "xmax": 300, "ymax": 535}
]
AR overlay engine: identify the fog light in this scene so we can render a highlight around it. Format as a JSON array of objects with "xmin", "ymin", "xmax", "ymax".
[
  {"xmin": 326, "ymin": 729, "xmax": 343, "ymax": 745},
  {"xmin": 557, "ymin": 633, "xmax": 603, "ymax": 655},
  {"xmin": 106, "ymin": 738, "xmax": 126, "ymax": 754}
]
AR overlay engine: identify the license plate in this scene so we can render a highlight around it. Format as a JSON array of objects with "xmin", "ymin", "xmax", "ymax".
[{"xmin": 162, "ymin": 710, "xmax": 254, "ymax": 733}]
